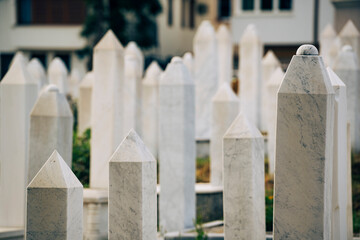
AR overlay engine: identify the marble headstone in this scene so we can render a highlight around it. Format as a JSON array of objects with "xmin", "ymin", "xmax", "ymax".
[
  {"xmin": 216, "ymin": 24, "xmax": 232, "ymax": 85},
  {"xmin": 48, "ymin": 57, "xmax": 68, "ymax": 94},
  {"xmin": 183, "ymin": 52, "xmax": 194, "ymax": 78},
  {"xmin": 68, "ymin": 69, "xmax": 81, "ymax": 99},
  {"xmin": 27, "ymin": 58, "xmax": 48, "ymax": 92},
  {"xmin": 320, "ymin": 24, "xmax": 337, "ymax": 66},
  {"xmin": 339, "ymin": 20, "xmax": 360, "ymax": 66},
  {"xmin": 78, "ymin": 71, "xmax": 94, "ymax": 134}
]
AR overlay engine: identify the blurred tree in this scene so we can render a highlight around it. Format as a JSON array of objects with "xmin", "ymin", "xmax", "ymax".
[{"xmin": 79, "ymin": 0, "xmax": 162, "ymax": 67}]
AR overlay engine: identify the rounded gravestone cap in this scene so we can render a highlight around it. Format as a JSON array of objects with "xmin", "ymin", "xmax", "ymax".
[
  {"xmin": 45, "ymin": 84, "xmax": 60, "ymax": 93},
  {"xmin": 171, "ymin": 56, "xmax": 183, "ymax": 64},
  {"xmin": 296, "ymin": 44, "xmax": 319, "ymax": 55},
  {"xmin": 342, "ymin": 45, "xmax": 353, "ymax": 52}
]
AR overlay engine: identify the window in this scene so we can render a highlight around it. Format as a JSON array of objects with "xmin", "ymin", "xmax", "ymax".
[
  {"xmin": 242, "ymin": 0, "xmax": 254, "ymax": 10},
  {"xmin": 17, "ymin": 0, "xmax": 32, "ymax": 24},
  {"xmin": 218, "ymin": 0, "xmax": 231, "ymax": 19},
  {"xmin": 168, "ymin": 0, "xmax": 173, "ymax": 26},
  {"xmin": 261, "ymin": 0, "xmax": 273, "ymax": 10},
  {"xmin": 279, "ymin": 0, "xmax": 292, "ymax": 10}
]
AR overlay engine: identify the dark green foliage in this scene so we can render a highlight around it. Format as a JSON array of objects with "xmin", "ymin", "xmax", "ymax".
[
  {"xmin": 352, "ymin": 153, "xmax": 360, "ymax": 234},
  {"xmin": 194, "ymin": 215, "xmax": 208, "ymax": 240},
  {"xmin": 72, "ymin": 128, "xmax": 91, "ymax": 188},
  {"xmin": 265, "ymin": 192, "xmax": 273, "ymax": 232}
]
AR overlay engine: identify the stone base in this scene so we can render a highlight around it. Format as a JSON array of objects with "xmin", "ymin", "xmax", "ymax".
[
  {"xmin": 0, "ymin": 227, "xmax": 23, "ymax": 240},
  {"xmin": 196, "ymin": 139, "xmax": 210, "ymax": 158}
]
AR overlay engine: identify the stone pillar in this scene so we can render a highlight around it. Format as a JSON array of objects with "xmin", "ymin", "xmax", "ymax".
[
  {"xmin": 142, "ymin": 61, "xmax": 162, "ymax": 158},
  {"xmin": 27, "ymin": 58, "xmax": 48, "ymax": 92},
  {"xmin": 26, "ymin": 151, "xmax": 83, "ymax": 239},
  {"xmin": 339, "ymin": 20, "xmax": 360, "ymax": 65},
  {"xmin": 79, "ymin": 71, "xmax": 94, "ymax": 134},
  {"xmin": 216, "ymin": 24, "xmax": 232, "ymax": 85},
  {"xmin": 333, "ymin": 45, "xmax": 360, "ymax": 152},
  {"xmin": 0, "ymin": 54, "xmax": 38, "ymax": 227},
  {"xmin": 91, "ymin": 30, "xmax": 124, "ymax": 189},
  {"xmin": 329, "ymin": 37, "xmax": 342, "ymax": 68},
  {"xmin": 109, "ymin": 130, "xmax": 157, "ymax": 240},
  {"xmin": 273, "ymin": 45, "xmax": 334, "ymax": 239},
  {"xmin": 346, "ymin": 122, "xmax": 354, "ymax": 240},
  {"xmin": 223, "ymin": 113, "xmax": 265, "ymax": 240},
  {"xmin": 48, "ymin": 57, "xmax": 68, "ymax": 94},
  {"xmin": 238, "ymin": 24, "xmax": 263, "ymax": 128},
  {"xmin": 182, "ymin": 52, "xmax": 194, "ymax": 78},
  {"xmin": 68, "ymin": 69, "xmax": 81, "ymax": 99},
  {"xmin": 159, "ymin": 57, "xmax": 196, "ymax": 232},
  {"xmin": 266, "ymin": 67, "xmax": 284, "ymax": 174},
  {"xmin": 210, "ymin": 83, "xmax": 239, "ymax": 186},
  {"xmin": 28, "ymin": 84, "xmax": 73, "ymax": 183},
  {"xmin": 320, "ymin": 24, "xmax": 337, "ymax": 66},
  {"xmin": 194, "ymin": 20, "xmax": 218, "ymax": 139},
  {"xmin": 261, "ymin": 50, "xmax": 280, "ymax": 132},
  {"xmin": 327, "ymin": 67, "xmax": 348, "ymax": 240}
]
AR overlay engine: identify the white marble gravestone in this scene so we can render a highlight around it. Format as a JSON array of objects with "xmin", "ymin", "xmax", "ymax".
[
  {"xmin": 327, "ymin": 67, "xmax": 348, "ymax": 240},
  {"xmin": 0, "ymin": 54, "xmax": 38, "ymax": 228},
  {"xmin": 48, "ymin": 57, "xmax": 68, "ymax": 94},
  {"xmin": 27, "ymin": 58, "xmax": 48, "ymax": 91},
  {"xmin": 333, "ymin": 45, "xmax": 360, "ymax": 152},
  {"xmin": 210, "ymin": 83, "xmax": 239, "ymax": 186},
  {"xmin": 273, "ymin": 45, "xmax": 334, "ymax": 239},
  {"xmin": 26, "ymin": 151, "xmax": 83, "ymax": 240},
  {"xmin": 91, "ymin": 30, "xmax": 124, "ymax": 189},
  {"xmin": 320, "ymin": 24, "xmax": 337, "ymax": 66},
  {"xmin": 109, "ymin": 130, "xmax": 157, "ymax": 240},
  {"xmin": 68, "ymin": 69, "xmax": 81, "ymax": 99},
  {"xmin": 28, "ymin": 84, "xmax": 73, "ymax": 183},
  {"xmin": 266, "ymin": 67, "xmax": 284, "ymax": 174},
  {"xmin": 339, "ymin": 20, "xmax": 360, "ymax": 66},
  {"xmin": 261, "ymin": 50, "xmax": 281, "ymax": 132},
  {"xmin": 183, "ymin": 52, "xmax": 194, "ymax": 78},
  {"xmin": 328, "ymin": 37, "xmax": 342, "ymax": 68},
  {"xmin": 78, "ymin": 71, "xmax": 94, "ymax": 134},
  {"xmin": 216, "ymin": 24, "xmax": 232, "ymax": 85},
  {"xmin": 142, "ymin": 61, "xmax": 162, "ymax": 158},
  {"xmin": 347, "ymin": 122, "xmax": 354, "ymax": 239},
  {"xmin": 194, "ymin": 20, "xmax": 218, "ymax": 139},
  {"xmin": 238, "ymin": 24, "xmax": 263, "ymax": 128},
  {"xmin": 223, "ymin": 113, "xmax": 265, "ymax": 240},
  {"xmin": 159, "ymin": 57, "xmax": 196, "ymax": 232}
]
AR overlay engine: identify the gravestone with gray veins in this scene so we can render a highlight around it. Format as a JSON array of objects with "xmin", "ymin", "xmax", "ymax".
[
  {"xmin": 216, "ymin": 24, "xmax": 232, "ymax": 85},
  {"xmin": 183, "ymin": 52, "xmax": 194, "ymax": 78},
  {"xmin": 333, "ymin": 45, "xmax": 360, "ymax": 152},
  {"xmin": 223, "ymin": 113, "xmax": 265, "ymax": 240},
  {"xmin": 91, "ymin": 30, "xmax": 124, "ymax": 189},
  {"xmin": 28, "ymin": 84, "xmax": 73, "ymax": 183},
  {"xmin": 210, "ymin": 83, "xmax": 239, "ymax": 186},
  {"xmin": 194, "ymin": 20, "xmax": 218, "ymax": 139},
  {"xmin": 339, "ymin": 20, "xmax": 360, "ymax": 66},
  {"xmin": 274, "ymin": 45, "xmax": 334, "ymax": 239},
  {"xmin": 142, "ymin": 61, "xmax": 163, "ymax": 158},
  {"xmin": 78, "ymin": 71, "xmax": 94, "ymax": 134},
  {"xmin": 238, "ymin": 24, "xmax": 263, "ymax": 128},
  {"xmin": 48, "ymin": 57, "xmax": 68, "ymax": 94},
  {"xmin": 27, "ymin": 58, "xmax": 48, "ymax": 91},
  {"xmin": 320, "ymin": 24, "xmax": 337, "ymax": 66},
  {"xmin": 159, "ymin": 57, "xmax": 196, "ymax": 232},
  {"xmin": 327, "ymin": 67, "xmax": 349, "ymax": 240},
  {"xmin": 26, "ymin": 151, "xmax": 83, "ymax": 240},
  {"xmin": 109, "ymin": 130, "xmax": 156, "ymax": 240},
  {"xmin": 0, "ymin": 54, "xmax": 38, "ymax": 228}
]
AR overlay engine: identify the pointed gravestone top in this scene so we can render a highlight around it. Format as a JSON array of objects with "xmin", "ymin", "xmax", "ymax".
[
  {"xmin": 241, "ymin": 24, "xmax": 260, "ymax": 43},
  {"xmin": 327, "ymin": 67, "xmax": 346, "ymax": 88},
  {"xmin": 160, "ymin": 57, "xmax": 193, "ymax": 85},
  {"xmin": 224, "ymin": 113, "xmax": 262, "ymax": 139},
  {"xmin": 280, "ymin": 45, "xmax": 333, "ymax": 94},
  {"xmin": 31, "ymin": 84, "xmax": 73, "ymax": 117},
  {"xmin": 262, "ymin": 50, "xmax": 281, "ymax": 66},
  {"xmin": 143, "ymin": 61, "xmax": 162, "ymax": 85},
  {"xmin": 183, "ymin": 52, "xmax": 193, "ymax": 62},
  {"xmin": 194, "ymin": 20, "xmax": 216, "ymax": 43},
  {"xmin": 94, "ymin": 30, "xmax": 123, "ymax": 50},
  {"xmin": 212, "ymin": 83, "xmax": 238, "ymax": 102},
  {"xmin": 109, "ymin": 129, "xmax": 155, "ymax": 163},
  {"xmin": 28, "ymin": 150, "xmax": 82, "ymax": 188},
  {"xmin": 2, "ymin": 53, "xmax": 37, "ymax": 85},
  {"xmin": 28, "ymin": 58, "xmax": 46, "ymax": 78},
  {"xmin": 321, "ymin": 24, "xmax": 337, "ymax": 38},
  {"xmin": 216, "ymin": 24, "xmax": 231, "ymax": 41},
  {"xmin": 10, "ymin": 51, "xmax": 29, "ymax": 67},
  {"xmin": 267, "ymin": 67, "xmax": 285, "ymax": 87},
  {"xmin": 80, "ymin": 71, "xmax": 94, "ymax": 88},
  {"xmin": 70, "ymin": 69, "xmax": 81, "ymax": 83},
  {"xmin": 125, "ymin": 41, "xmax": 142, "ymax": 58},
  {"xmin": 49, "ymin": 57, "xmax": 68, "ymax": 74},
  {"xmin": 334, "ymin": 45, "xmax": 359, "ymax": 70},
  {"xmin": 339, "ymin": 20, "xmax": 360, "ymax": 37}
]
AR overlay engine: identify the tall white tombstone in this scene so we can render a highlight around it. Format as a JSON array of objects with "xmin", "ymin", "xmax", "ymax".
[
  {"xmin": 266, "ymin": 67, "xmax": 284, "ymax": 174},
  {"xmin": 327, "ymin": 67, "xmax": 348, "ymax": 240},
  {"xmin": 273, "ymin": 45, "xmax": 334, "ymax": 239},
  {"xmin": 347, "ymin": 122, "xmax": 354, "ymax": 239},
  {"xmin": 27, "ymin": 58, "xmax": 48, "ymax": 91},
  {"xmin": 91, "ymin": 30, "xmax": 124, "ymax": 189},
  {"xmin": 216, "ymin": 24, "xmax": 232, "ymax": 85},
  {"xmin": 210, "ymin": 83, "xmax": 239, "ymax": 186},
  {"xmin": 159, "ymin": 57, "xmax": 196, "ymax": 232},
  {"xmin": 182, "ymin": 52, "xmax": 194, "ymax": 78},
  {"xmin": 223, "ymin": 113, "xmax": 265, "ymax": 240},
  {"xmin": 261, "ymin": 50, "xmax": 281, "ymax": 132},
  {"xmin": 320, "ymin": 24, "xmax": 337, "ymax": 66},
  {"xmin": 142, "ymin": 61, "xmax": 162, "ymax": 158},
  {"xmin": 124, "ymin": 42, "xmax": 143, "ymax": 135},
  {"xmin": 28, "ymin": 84, "xmax": 73, "ymax": 183},
  {"xmin": 79, "ymin": 71, "xmax": 94, "ymax": 134},
  {"xmin": 339, "ymin": 20, "xmax": 360, "ymax": 65},
  {"xmin": 109, "ymin": 130, "xmax": 157, "ymax": 240},
  {"xmin": 10, "ymin": 51, "xmax": 29, "ymax": 67},
  {"xmin": 329, "ymin": 37, "xmax": 342, "ymax": 68},
  {"xmin": 0, "ymin": 54, "xmax": 38, "ymax": 228},
  {"xmin": 238, "ymin": 24, "xmax": 263, "ymax": 127},
  {"xmin": 68, "ymin": 69, "xmax": 81, "ymax": 99},
  {"xmin": 333, "ymin": 45, "xmax": 360, "ymax": 152},
  {"xmin": 48, "ymin": 57, "xmax": 68, "ymax": 94},
  {"xmin": 194, "ymin": 20, "xmax": 218, "ymax": 139},
  {"xmin": 26, "ymin": 151, "xmax": 83, "ymax": 239}
]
